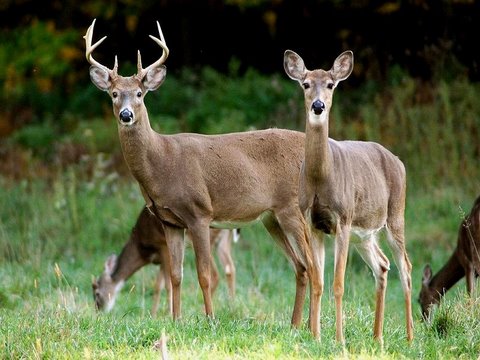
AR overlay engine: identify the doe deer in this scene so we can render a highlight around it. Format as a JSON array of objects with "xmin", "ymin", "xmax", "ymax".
[
  {"xmin": 92, "ymin": 206, "xmax": 239, "ymax": 315},
  {"xmin": 419, "ymin": 194, "xmax": 480, "ymax": 320},
  {"xmin": 84, "ymin": 19, "xmax": 315, "ymax": 335},
  {"xmin": 284, "ymin": 50, "xmax": 414, "ymax": 344}
]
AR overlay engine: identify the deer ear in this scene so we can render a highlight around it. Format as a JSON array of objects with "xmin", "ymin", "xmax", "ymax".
[
  {"xmin": 92, "ymin": 276, "xmax": 98, "ymax": 289},
  {"xmin": 89, "ymin": 66, "xmax": 111, "ymax": 91},
  {"xmin": 143, "ymin": 65, "xmax": 167, "ymax": 91},
  {"xmin": 331, "ymin": 50, "xmax": 353, "ymax": 84},
  {"xmin": 104, "ymin": 255, "xmax": 117, "ymax": 275},
  {"xmin": 284, "ymin": 50, "xmax": 307, "ymax": 82},
  {"xmin": 422, "ymin": 264, "xmax": 433, "ymax": 285}
]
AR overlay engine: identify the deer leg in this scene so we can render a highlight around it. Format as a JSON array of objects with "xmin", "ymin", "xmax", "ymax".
[
  {"xmin": 354, "ymin": 234, "xmax": 390, "ymax": 345},
  {"xmin": 386, "ymin": 222, "xmax": 414, "ymax": 342},
  {"xmin": 216, "ymin": 231, "xmax": 236, "ymax": 298},
  {"xmin": 187, "ymin": 221, "xmax": 214, "ymax": 318},
  {"xmin": 151, "ymin": 244, "xmax": 172, "ymax": 316},
  {"xmin": 210, "ymin": 254, "xmax": 220, "ymax": 296},
  {"xmin": 307, "ymin": 228, "xmax": 324, "ymax": 340},
  {"xmin": 464, "ymin": 263, "xmax": 475, "ymax": 295},
  {"xmin": 151, "ymin": 265, "xmax": 164, "ymax": 317},
  {"xmin": 333, "ymin": 224, "xmax": 350, "ymax": 345},
  {"xmin": 159, "ymin": 243, "xmax": 173, "ymax": 315},
  {"xmin": 208, "ymin": 230, "xmax": 221, "ymax": 296},
  {"xmin": 262, "ymin": 214, "xmax": 309, "ymax": 332},
  {"xmin": 163, "ymin": 224, "xmax": 185, "ymax": 320}
]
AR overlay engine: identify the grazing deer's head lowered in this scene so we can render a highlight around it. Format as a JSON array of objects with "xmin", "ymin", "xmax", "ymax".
[
  {"xmin": 419, "ymin": 195, "xmax": 480, "ymax": 320},
  {"xmin": 284, "ymin": 50, "xmax": 413, "ymax": 344},
  {"xmin": 85, "ymin": 20, "xmax": 315, "ymax": 337},
  {"xmin": 92, "ymin": 207, "xmax": 239, "ymax": 316},
  {"xmin": 418, "ymin": 264, "xmax": 444, "ymax": 319},
  {"xmin": 92, "ymin": 255, "xmax": 122, "ymax": 312}
]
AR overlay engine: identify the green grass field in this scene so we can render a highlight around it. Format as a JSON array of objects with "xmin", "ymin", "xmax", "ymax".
[{"xmin": 0, "ymin": 172, "xmax": 479, "ymax": 359}]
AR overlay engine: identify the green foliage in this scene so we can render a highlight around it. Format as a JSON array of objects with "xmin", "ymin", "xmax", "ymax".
[
  {"xmin": 0, "ymin": 21, "xmax": 81, "ymax": 120},
  {"xmin": 67, "ymin": 118, "xmax": 119, "ymax": 154},
  {"xmin": 10, "ymin": 122, "xmax": 58, "ymax": 158},
  {"xmin": 146, "ymin": 63, "xmax": 302, "ymax": 135},
  {"xmin": 65, "ymin": 83, "xmax": 110, "ymax": 121}
]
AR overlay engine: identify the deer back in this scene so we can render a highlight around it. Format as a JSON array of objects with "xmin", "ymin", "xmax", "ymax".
[{"xmin": 132, "ymin": 129, "xmax": 306, "ymax": 227}]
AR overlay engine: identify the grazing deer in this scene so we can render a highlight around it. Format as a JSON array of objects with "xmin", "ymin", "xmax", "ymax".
[
  {"xmin": 284, "ymin": 50, "xmax": 414, "ymax": 344},
  {"xmin": 419, "ymin": 195, "xmax": 480, "ymax": 320},
  {"xmin": 84, "ymin": 20, "xmax": 314, "ymax": 334},
  {"xmin": 92, "ymin": 206, "xmax": 239, "ymax": 314}
]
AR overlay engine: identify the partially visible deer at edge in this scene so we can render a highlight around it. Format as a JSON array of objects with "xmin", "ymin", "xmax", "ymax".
[
  {"xmin": 92, "ymin": 206, "xmax": 239, "ymax": 315},
  {"xmin": 419, "ymin": 194, "xmax": 480, "ymax": 320},
  {"xmin": 84, "ymin": 19, "xmax": 315, "ymax": 335},
  {"xmin": 284, "ymin": 50, "xmax": 414, "ymax": 344}
]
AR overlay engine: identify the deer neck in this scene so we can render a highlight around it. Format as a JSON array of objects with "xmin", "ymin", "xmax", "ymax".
[
  {"xmin": 117, "ymin": 106, "xmax": 161, "ymax": 178},
  {"xmin": 428, "ymin": 250, "xmax": 465, "ymax": 299},
  {"xmin": 111, "ymin": 233, "xmax": 149, "ymax": 283},
  {"xmin": 304, "ymin": 115, "xmax": 332, "ymax": 184}
]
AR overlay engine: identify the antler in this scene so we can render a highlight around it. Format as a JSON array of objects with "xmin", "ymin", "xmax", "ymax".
[
  {"xmin": 84, "ymin": 19, "xmax": 118, "ymax": 77},
  {"xmin": 136, "ymin": 21, "xmax": 169, "ymax": 79}
]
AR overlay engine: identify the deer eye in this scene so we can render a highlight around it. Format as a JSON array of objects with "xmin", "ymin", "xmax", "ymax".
[
  {"xmin": 327, "ymin": 83, "xmax": 334, "ymax": 90},
  {"xmin": 137, "ymin": 91, "xmax": 142, "ymax": 98},
  {"xmin": 302, "ymin": 82, "xmax": 310, "ymax": 90},
  {"xmin": 112, "ymin": 91, "xmax": 118, "ymax": 98}
]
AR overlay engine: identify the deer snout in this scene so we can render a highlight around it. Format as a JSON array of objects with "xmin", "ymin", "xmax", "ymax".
[
  {"xmin": 94, "ymin": 297, "xmax": 103, "ymax": 311},
  {"xmin": 311, "ymin": 100, "xmax": 325, "ymax": 115},
  {"xmin": 119, "ymin": 109, "xmax": 133, "ymax": 124}
]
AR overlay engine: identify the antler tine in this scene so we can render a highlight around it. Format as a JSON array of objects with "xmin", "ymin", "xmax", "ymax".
[
  {"xmin": 84, "ymin": 19, "xmax": 114, "ymax": 75},
  {"xmin": 152, "ymin": 20, "xmax": 170, "ymax": 65},
  {"xmin": 137, "ymin": 21, "xmax": 169, "ymax": 78}
]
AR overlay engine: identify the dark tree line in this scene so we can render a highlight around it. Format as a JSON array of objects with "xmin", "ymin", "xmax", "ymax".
[{"xmin": 2, "ymin": 0, "xmax": 479, "ymax": 80}]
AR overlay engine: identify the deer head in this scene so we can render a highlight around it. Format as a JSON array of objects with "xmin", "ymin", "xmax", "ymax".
[
  {"xmin": 92, "ymin": 255, "xmax": 124, "ymax": 312},
  {"xmin": 419, "ymin": 264, "xmax": 442, "ymax": 320},
  {"xmin": 84, "ymin": 19, "xmax": 169, "ymax": 127},
  {"xmin": 284, "ymin": 50, "xmax": 353, "ymax": 126}
]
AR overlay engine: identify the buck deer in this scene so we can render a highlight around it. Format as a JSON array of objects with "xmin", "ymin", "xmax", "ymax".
[
  {"xmin": 84, "ymin": 20, "xmax": 315, "ymax": 334},
  {"xmin": 284, "ymin": 50, "xmax": 414, "ymax": 344},
  {"xmin": 419, "ymin": 194, "xmax": 480, "ymax": 320},
  {"xmin": 92, "ymin": 206, "xmax": 239, "ymax": 315}
]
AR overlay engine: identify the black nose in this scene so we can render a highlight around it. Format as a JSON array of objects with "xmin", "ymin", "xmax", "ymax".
[
  {"xmin": 311, "ymin": 100, "xmax": 325, "ymax": 115},
  {"xmin": 119, "ymin": 109, "xmax": 133, "ymax": 123}
]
